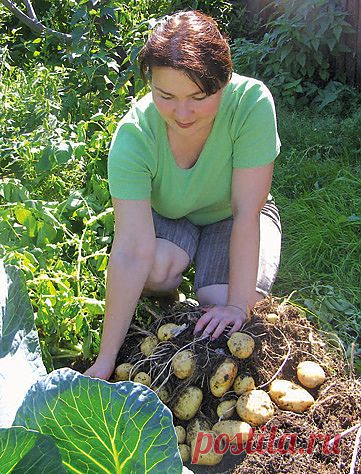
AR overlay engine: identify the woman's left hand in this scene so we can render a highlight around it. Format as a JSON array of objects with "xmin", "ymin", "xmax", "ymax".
[{"xmin": 193, "ymin": 304, "xmax": 248, "ymax": 340}]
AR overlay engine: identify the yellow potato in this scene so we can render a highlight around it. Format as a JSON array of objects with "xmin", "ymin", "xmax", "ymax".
[
  {"xmin": 172, "ymin": 350, "xmax": 196, "ymax": 379},
  {"xmin": 212, "ymin": 420, "xmax": 252, "ymax": 445},
  {"xmin": 173, "ymin": 386, "xmax": 203, "ymax": 421},
  {"xmin": 233, "ymin": 375, "xmax": 255, "ymax": 395},
  {"xmin": 157, "ymin": 323, "xmax": 180, "ymax": 341},
  {"xmin": 190, "ymin": 431, "xmax": 223, "ymax": 466},
  {"xmin": 113, "ymin": 362, "xmax": 134, "ymax": 381},
  {"xmin": 210, "ymin": 358, "xmax": 238, "ymax": 397},
  {"xmin": 186, "ymin": 417, "xmax": 212, "ymax": 446},
  {"xmin": 179, "ymin": 444, "xmax": 191, "ymax": 463},
  {"xmin": 133, "ymin": 372, "xmax": 151, "ymax": 386},
  {"xmin": 216, "ymin": 399, "xmax": 237, "ymax": 420},
  {"xmin": 236, "ymin": 389, "xmax": 274, "ymax": 426},
  {"xmin": 154, "ymin": 386, "xmax": 170, "ymax": 404},
  {"xmin": 265, "ymin": 313, "xmax": 280, "ymax": 324},
  {"xmin": 140, "ymin": 335, "xmax": 159, "ymax": 356},
  {"xmin": 269, "ymin": 379, "xmax": 315, "ymax": 413},
  {"xmin": 227, "ymin": 332, "xmax": 255, "ymax": 359},
  {"xmin": 175, "ymin": 425, "xmax": 186, "ymax": 444},
  {"xmin": 297, "ymin": 361, "xmax": 326, "ymax": 388}
]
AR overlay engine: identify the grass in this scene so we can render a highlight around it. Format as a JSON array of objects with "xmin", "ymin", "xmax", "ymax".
[
  {"xmin": 273, "ymin": 105, "xmax": 360, "ymax": 306},
  {"xmin": 270, "ymin": 103, "xmax": 361, "ymax": 370}
]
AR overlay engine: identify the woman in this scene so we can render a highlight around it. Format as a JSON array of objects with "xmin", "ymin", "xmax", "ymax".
[{"xmin": 85, "ymin": 10, "xmax": 282, "ymax": 380}]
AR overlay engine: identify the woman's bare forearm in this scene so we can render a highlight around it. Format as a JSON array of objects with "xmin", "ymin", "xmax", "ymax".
[
  {"xmin": 227, "ymin": 214, "xmax": 260, "ymax": 311},
  {"xmin": 97, "ymin": 250, "xmax": 154, "ymax": 362}
]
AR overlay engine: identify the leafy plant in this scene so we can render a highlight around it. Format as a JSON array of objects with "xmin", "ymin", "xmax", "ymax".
[
  {"xmin": 0, "ymin": 261, "xmax": 183, "ymax": 472},
  {"xmin": 232, "ymin": 0, "xmax": 354, "ymax": 107}
]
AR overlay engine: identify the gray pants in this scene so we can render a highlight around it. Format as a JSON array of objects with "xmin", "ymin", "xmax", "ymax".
[{"xmin": 151, "ymin": 200, "xmax": 282, "ymax": 295}]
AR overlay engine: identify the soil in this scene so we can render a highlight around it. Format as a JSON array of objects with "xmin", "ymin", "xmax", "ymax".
[{"xmin": 71, "ymin": 297, "xmax": 361, "ymax": 474}]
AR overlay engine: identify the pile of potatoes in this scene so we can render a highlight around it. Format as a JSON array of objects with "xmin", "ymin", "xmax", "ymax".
[{"xmin": 114, "ymin": 322, "xmax": 327, "ymax": 466}]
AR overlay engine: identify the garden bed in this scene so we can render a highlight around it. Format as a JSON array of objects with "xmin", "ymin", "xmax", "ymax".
[{"xmin": 74, "ymin": 298, "xmax": 361, "ymax": 473}]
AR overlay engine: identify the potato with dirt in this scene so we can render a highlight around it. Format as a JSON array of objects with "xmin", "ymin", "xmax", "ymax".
[
  {"xmin": 173, "ymin": 386, "xmax": 203, "ymax": 420},
  {"xmin": 269, "ymin": 379, "xmax": 315, "ymax": 413},
  {"xmin": 140, "ymin": 334, "xmax": 159, "ymax": 356},
  {"xmin": 154, "ymin": 386, "xmax": 170, "ymax": 403},
  {"xmin": 297, "ymin": 360, "xmax": 326, "ymax": 388},
  {"xmin": 175, "ymin": 425, "xmax": 186, "ymax": 444},
  {"xmin": 233, "ymin": 375, "xmax": 255, "ymax": 395},
  {"xmin": 227, "ymin": 332, "xmax": 255, "ymax": 359},
  {"xmin": 212, "ymin": 420, "xmax": 252, "ymax": 445},
  {"xmin": 157, "ymin": 323, "xmax": 180, "ymax": 341},
  {"xmin": 179, "ymin": 444, "xmax": 191, "ymax": 463},
  {"xmin": 186, "ymin": 417, "xmax": 212, "ymax": 446},
  {"xmin": 172, "ymin": 350, "xmax": 196, "ymax": 379},
  {"xmin": 190, "ymin": 431, "xmax": 223, "ymax": 466},
  {"xmin": 210, "ymin": 358, "xmax": 238, "ymax": 397},
  {"xmin": 113, "ymin": 362, "xmax": 134, "ymax": 381},
  {"xmin": 216, "ymin": 399, "xmax": 237, "ymax": 419},
  {"xmin": 236, "ymin": 389, "xmax": 274, "ymax": 425},
  {"xmin": 133, "ymin": 372, "xmax": 151, "ymax": 386}
]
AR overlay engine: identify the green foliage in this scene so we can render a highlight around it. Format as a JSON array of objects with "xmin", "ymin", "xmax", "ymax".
[
  {"xmin": 0, "ymin": 184, "xmax": 114, "ymax": 365},
  {"xmin": 168, "ymin": 0, "xmax": 233, "ymax": 32},
  {"xmin": 232, "ymin": 0, "xmax": 355, "ymax": 108},
  {"xmin": 0, "ymin": 261, "xmax": 182, "ymax": 472}
]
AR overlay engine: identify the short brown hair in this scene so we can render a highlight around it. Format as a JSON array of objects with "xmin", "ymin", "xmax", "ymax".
[{"xmin": 138, "ymin": 10, "xmax": 233, "ymax": 95}]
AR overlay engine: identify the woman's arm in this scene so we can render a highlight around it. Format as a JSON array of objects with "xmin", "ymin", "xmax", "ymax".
[
  {"xmin": 227, "ymin": 162, "xmax": 274, "ymax": 311},
  {"xmin": 84, "ymin": 198, "xmax": 156, "ymax": 380},
  {"xmin": 194, "ymin": 162, "xmax": 274, "ymax": 339}
]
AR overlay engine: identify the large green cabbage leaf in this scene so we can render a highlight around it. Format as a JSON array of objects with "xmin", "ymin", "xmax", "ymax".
[
  {"xmin": 14, "ymin": 370, "xmax": 182, "ymax": 473},
  {"xmin": 0, "ymin": 426, "xmax": 66, "ymax": 473},
  {"xmin": 0, "ymin": 261, "xmax": 184, "ymax": 473},
  {"xmin": 0, "ymin": 263, "xmax": 47, "ymax": 428}
]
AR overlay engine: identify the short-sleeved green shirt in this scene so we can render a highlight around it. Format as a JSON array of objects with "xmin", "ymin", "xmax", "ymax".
[{"xmin": 108, "ymin": 72, "xmax": 281, "ymax": 225}]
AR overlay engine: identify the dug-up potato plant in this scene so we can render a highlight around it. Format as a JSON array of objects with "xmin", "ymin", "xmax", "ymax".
[{"xmin": 107, "ymin": 298, "xmax": 361, "ymax": 472}]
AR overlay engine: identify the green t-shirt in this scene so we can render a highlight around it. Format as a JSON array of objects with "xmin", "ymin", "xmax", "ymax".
[{"xmin": 108, "ymin": 72, "xmax": 281, "ymax": 225}]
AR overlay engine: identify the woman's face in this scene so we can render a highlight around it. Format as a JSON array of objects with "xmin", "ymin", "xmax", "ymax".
[{"xmin": 151, "ymin": 66, "xmax": 226, "ymax": 137}]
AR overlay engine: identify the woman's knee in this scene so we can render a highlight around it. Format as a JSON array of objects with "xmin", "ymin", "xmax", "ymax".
[{"xmin": 144, "ymin": 239, "xmax": 189, "ymax": 289}]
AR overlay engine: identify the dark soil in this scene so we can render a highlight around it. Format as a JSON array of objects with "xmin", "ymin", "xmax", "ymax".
[{"xmin": 71, "ymin": 297, "xmax": 361, "ymax": 474}]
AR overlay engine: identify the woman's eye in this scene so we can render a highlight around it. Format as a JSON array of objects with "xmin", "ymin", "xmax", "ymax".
[
  {"xmin": 193, "ymin": 96, "xmax": 207, "ymax": 101},
  {"xmin": 160, "ymin": 95, "xmax": 172, "ymax": 100}
]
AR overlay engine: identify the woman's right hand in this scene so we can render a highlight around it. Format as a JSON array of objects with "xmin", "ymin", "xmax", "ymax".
[{"xmin": 83, "ymin": 356, "xmax": 116, "ymax": 381}]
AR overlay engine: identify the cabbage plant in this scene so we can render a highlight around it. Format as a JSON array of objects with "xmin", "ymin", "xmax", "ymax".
[{"xmin": 0, "ymin": 261, "xmax": 183, "ymax": 473}]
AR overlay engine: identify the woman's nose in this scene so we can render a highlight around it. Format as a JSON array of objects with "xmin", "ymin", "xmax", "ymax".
[{"xmin": 174, "ymin": 101, "xmax": 193, "ymax": 120}]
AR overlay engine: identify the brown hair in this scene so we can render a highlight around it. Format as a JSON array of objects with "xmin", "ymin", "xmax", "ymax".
[{"xmin": 138, "ymin": 10, "xmax": 233, "ymax": 95}]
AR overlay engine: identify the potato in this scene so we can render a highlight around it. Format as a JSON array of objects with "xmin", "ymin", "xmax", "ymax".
[
  {"xmin": 227, "ymin": 332, "xmax": 255, "ymax": 359},
  {"xmin": 172, "ymin": 350, "xmax": 196, "ymax": 379},
  {"xmin": 140, "ymin": 335, "xmax": 159, "ymax": 356},
  {"xmin": 133, "ymin": 372, "xmax": 151, "ymax": 386},
  {"xmin": 179, "ymin": 444, "xmax": 191, "ymax": 463},
  {"xmin": 175, "ymin": 425, "xmax": 186, "ymax": 444},
  {"xmin": 236, "ymin": 389, "xmax": 274, "ymax": 426},
  {"xmin": 157, "ymin": 323, "xmax": 181, "ymax": 341},
  {"xmin": 190, "ymin": 431, "xmax": 223, "ymax": 466},
  {"xmin": 269, "ymin": 379, "xmax": 315, "ymax": 413},
  {"xmin": 216, "ymin": 399, "xmax": 237, "ymax": 420},
  {"xmin": 113, "ymin": 362, "xmax": 134, "ymax": 381},
  {"xmin": 154, "ymin": 386, "xmax": 170, "ymax": 403},
  {"xmin": 210, "ymin": 358, "xmax": 238, "ymax": 397},
  {"xmin": 212, "ymin": 420, "xmax": 252, "ymax": 445},
  {"xmin": 233, "ymin": 375, "xmax": 255, "ymax": 395},
  {"xmin": 186, "ymin": 417, "xmax": 212, "ymax": 446},
  {"xmin": 265, "ymin": 313, "xmax": 280, "ymax": 324},
  {"xmin": 297, "ymin": 361, "xmax": 326, "ymax": 388},
  {"xmin": 173, "ymin": 386, "xmax": 203, "ymax": 420}
]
